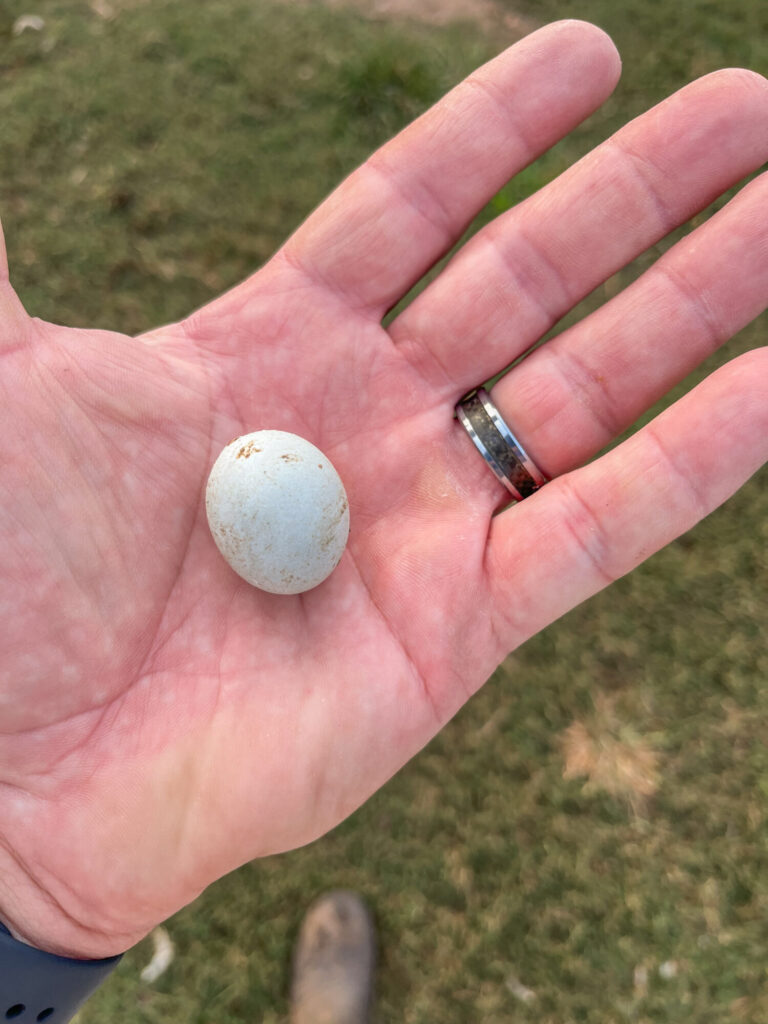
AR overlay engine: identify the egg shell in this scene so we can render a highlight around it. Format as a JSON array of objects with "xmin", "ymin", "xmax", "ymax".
[{"xmin": 205, "ymin": 430, "xmax": 350, "ymax": 595}]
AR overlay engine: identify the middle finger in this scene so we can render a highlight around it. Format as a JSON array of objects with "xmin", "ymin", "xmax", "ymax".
[{"xmin": 389, "ymin": 69, "xmax": 768, "ymax": 394}]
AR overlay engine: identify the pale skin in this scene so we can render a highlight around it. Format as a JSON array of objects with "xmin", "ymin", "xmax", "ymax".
[{"xmin": 0, "ymin": 20, "xmax": 766, "ymax": 960}]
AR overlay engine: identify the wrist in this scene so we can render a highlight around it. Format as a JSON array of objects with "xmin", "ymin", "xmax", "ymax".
[
  {"xmin": 0, "ymin": 919, "xmax": 92, "ymax": 963},
  {"xmin": 0, "ymin": 845, "xmax": 132, "ymax": 961}
]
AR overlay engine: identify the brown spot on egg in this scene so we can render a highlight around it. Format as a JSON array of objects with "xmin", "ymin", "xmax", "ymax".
[
  {"xmin": 236, "ymin": 440, "xmax": 262, "ymax": 459},
  {"xmin": 319, "ymin": 497, "xmax": 349, "ymax": 550}
]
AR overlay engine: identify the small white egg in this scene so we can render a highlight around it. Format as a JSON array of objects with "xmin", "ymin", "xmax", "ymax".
[{"xmin": 205, "ymin": 430, "xmax": 349, "ymax": 595}]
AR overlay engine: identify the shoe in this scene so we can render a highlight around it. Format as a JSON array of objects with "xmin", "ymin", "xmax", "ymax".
[{"xmin": 290, "ymin": 890, "xmax": 376, "ymax": 1024}]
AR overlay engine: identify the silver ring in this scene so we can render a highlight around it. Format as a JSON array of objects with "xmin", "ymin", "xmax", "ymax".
[{"xmin": 456, "ymin": 387, "xmax": 547, "ymax": 501}]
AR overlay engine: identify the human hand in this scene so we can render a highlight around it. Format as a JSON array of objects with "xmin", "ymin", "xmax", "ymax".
[{"xmin": 0, "ymin": 19, "xmax": 765, "ymax": 960}]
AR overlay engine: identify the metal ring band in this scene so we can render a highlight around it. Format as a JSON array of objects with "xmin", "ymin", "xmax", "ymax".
[{"xmin": 456, "ymin": 387, "xmax": 547, "ymax": 501}]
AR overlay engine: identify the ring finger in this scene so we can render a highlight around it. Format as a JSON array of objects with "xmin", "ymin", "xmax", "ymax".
[{"xmin": 477, "ymin": 166, "xmax": 768, "ymax": 496}]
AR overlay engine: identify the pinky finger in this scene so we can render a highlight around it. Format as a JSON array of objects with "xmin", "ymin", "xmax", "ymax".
[{"xmin": 485, "ymin": 349, "xmax": 768, "ymax": 654}]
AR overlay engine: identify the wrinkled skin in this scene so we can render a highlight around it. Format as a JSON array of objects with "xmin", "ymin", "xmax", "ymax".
[{"xmin": 0, "ymin": 20, "xmax": 766, "ymax": 958}]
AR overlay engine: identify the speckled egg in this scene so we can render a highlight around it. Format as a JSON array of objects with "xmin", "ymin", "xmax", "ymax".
[{"xmin": 205, "ymin": 430, "xmax": 349, "ymax": 595}]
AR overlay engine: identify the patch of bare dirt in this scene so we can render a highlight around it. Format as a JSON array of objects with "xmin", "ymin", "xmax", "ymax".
[
  {"xmin": 284, "ymin": 0, "xmax": 538, "ymax": 38},
  {"xmin": 91, "ymin": 0, "xmax": 539, "ymax": 40}
]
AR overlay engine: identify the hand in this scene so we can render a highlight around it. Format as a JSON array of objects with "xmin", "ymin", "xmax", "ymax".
[{"xmin": 0, "ymin": 19, "xmax": 765, "ymax": 959}]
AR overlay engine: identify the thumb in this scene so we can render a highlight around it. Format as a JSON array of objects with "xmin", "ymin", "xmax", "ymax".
[{"xmin": 0, "ymin": 213, "xmax": 33, "ymax": 356}]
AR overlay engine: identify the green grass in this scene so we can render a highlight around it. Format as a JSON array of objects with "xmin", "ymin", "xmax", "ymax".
[{"xmin": 0, "ymin": 1, "xmax": 766, "ymax": 1021}]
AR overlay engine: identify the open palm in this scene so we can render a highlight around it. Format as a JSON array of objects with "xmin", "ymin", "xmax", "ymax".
[{"xmin": 1, "ymin": 21, "xmax": 766, "ymax": 959}]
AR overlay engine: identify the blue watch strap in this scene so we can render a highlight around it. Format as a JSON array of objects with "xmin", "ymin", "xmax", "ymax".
[{"xmin": 0, "ymin": 923, "xmax": 122, "ymax": 1023}]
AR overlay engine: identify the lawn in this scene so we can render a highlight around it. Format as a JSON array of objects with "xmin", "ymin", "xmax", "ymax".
[{"xmin": 0, "ymin": 1, "xmax": 766, "ymax": 1021}]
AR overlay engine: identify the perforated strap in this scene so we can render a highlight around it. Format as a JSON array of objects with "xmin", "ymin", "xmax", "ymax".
[{"xmin": 0, "ymin": 923, "xmax": 122, "ymax": 1023}]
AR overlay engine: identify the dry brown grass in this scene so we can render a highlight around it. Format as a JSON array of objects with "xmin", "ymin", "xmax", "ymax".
[{"xmin": 561, "ymin": 697, "xmax": 660, "ymax": 814}]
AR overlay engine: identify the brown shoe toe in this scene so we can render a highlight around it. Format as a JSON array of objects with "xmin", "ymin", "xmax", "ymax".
[{"xmin": 290, "ymin": 890, "xmax": 376, "ymax": 1024}]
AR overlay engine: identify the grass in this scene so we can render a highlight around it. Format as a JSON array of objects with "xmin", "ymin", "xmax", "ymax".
[{"xmin": 0, "ymin": 0, "xmax": 766, "ymax": 1021}]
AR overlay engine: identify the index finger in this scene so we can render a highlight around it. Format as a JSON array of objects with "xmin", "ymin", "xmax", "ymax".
[{"xmin": 277, "ymin": 20, "xmax": 621, "ymax": 315}]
